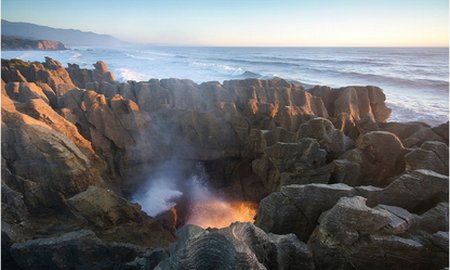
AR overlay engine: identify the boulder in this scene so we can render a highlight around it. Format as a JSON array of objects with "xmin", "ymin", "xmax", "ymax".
[
  {"xmin": 67, "ymin": 186, "xmax": 175, "ymax": 248},
  {"xmin": 405, "ymin": 141, "xmax": 449, "ymax": 175}
]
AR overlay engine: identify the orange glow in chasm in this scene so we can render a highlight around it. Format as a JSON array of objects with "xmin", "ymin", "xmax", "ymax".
[{"xmin": 187, "ymin": 200, "xmax": 257, "ymax": 229}]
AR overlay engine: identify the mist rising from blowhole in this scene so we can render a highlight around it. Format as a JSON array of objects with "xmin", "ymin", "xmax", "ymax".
[{"xmin": 131, "ymin": 159, "xmax": 257, "ymax": 229}]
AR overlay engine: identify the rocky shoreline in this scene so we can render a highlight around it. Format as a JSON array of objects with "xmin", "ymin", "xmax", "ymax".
[
  {"xmin": 1, "ymin": 57, "xmax": 448, "ymax": 269},
  {"xmin": 1, "ymin": 36, "xmax": 68, "ymax": 51}
]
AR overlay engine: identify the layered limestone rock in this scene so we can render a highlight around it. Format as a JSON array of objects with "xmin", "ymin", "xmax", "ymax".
[
  {"xmin": 308, "ymin": 85, "xmax": 392, "ymax": 138},
  {"xmin": 256, "ymin": 169, "xmax": 449, "ymax": 242},
  {"xmin": 2, "ymin": 58, "xmax": 448, "ymax": 270},
  {"xmin": 255, "ymin": 183, "xmax": 357, "ymax": 241},
  {"xmin": 2, "ymin": 58, "xmax": 75, "ymax": 95},
  {"xmin": 2, "ymin": 88, "xmax": 109, "ymax": 197},
  {"xmin": 332, "ymin": 131, "xmax": 406, "ymax": 187},
  {"xmin": 66, "ymin": 61, "xmax": 115, "ymax": 89},
  {"xmin": 156, "ymin": 222, "xmax": 315, "ymax": 270},
  {"xmin": 308, "ymin": 196, "xmax": 448, "ymax": 270},
  {"xmin": 297, "ymin": 117, "xmax": 354, "ymax": 160}
]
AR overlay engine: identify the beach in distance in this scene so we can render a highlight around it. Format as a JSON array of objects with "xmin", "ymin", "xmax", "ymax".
[{"xmin": 4, "ymin": 46, "xmax": 448, "ymax": 126}]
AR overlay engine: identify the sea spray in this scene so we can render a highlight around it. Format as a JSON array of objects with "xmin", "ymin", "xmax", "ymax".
[
  {"xmin": 131, "ymin": 160, "xmax": 211, "ymax": 217},
  {"xmin": 131, "ymin": 160, "xmax": 256, "ymax": 228}
]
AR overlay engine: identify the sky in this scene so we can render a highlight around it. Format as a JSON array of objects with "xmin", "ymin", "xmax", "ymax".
[{"xmin": 2, "ymin": 0, "xmax": 449, "ymax": 46}]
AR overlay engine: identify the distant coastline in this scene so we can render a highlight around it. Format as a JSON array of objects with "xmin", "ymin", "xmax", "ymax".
[{"xmin": 1, "ymin": 35, "xmax": 68, "ymax": 51}]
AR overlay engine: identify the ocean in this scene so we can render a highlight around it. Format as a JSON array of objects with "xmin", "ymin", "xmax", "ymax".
[{"xmin": 2, "ymin": 46, "xmax": 448, "ymax": 126}]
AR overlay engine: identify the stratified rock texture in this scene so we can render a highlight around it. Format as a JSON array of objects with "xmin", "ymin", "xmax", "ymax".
[
  {"xmin": 156, "ymin": 222, "xmax": 315, "ymax": 270},
  {"xmin": 308, "ymin": 85, "xmax": 392, "ymax": 137},
  {"xmin": 363, "ymin": 169, "xmax": 449, "ymax": 212},
  {"xmin": 67, "ymin": 61, "xmax": 115, "ymax": 89},
  {"xmin": 255, "ymin": 183, "xmax": 356, "ymax": 241},
  {"xmin": 256, "ymin": 170, "xmax": 449, "ymax": 240},
  {"xmin": 1, "ymin": 58, "xmax": 448, "ymax": 269},
  {"xmin": 308, "ymin": 196, "xmax": 448, "ymax": 270},
  {"xmin": 2, "ymin": 58, "xmax": 75, "ymax": 95}
]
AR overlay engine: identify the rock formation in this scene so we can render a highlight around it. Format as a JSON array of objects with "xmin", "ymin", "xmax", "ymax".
[
  {"xmin": 1, "ymin": 58, "xmax": 448, "ymax": 269},
  {"xmin": 2, "ymin": 35, "xmax": 68, "ymax": 51}
]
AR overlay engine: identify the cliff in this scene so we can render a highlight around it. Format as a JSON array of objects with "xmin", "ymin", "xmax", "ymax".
[
  {"xmin": 2, "ymin": 35, "xmax": 68, "ymax": 50},
  {"xmin": 2, "ymin": 20, "xmax": 125, "ymax": 46},
  {"xmin": 1, "ymin": 58, "xmax": 448, "ymax": 269}
]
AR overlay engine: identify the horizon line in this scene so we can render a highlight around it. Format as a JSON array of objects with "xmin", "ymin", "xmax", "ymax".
[{"xmin": 2, "ymin": 19, "xmax": 448, "ymax": 49}]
